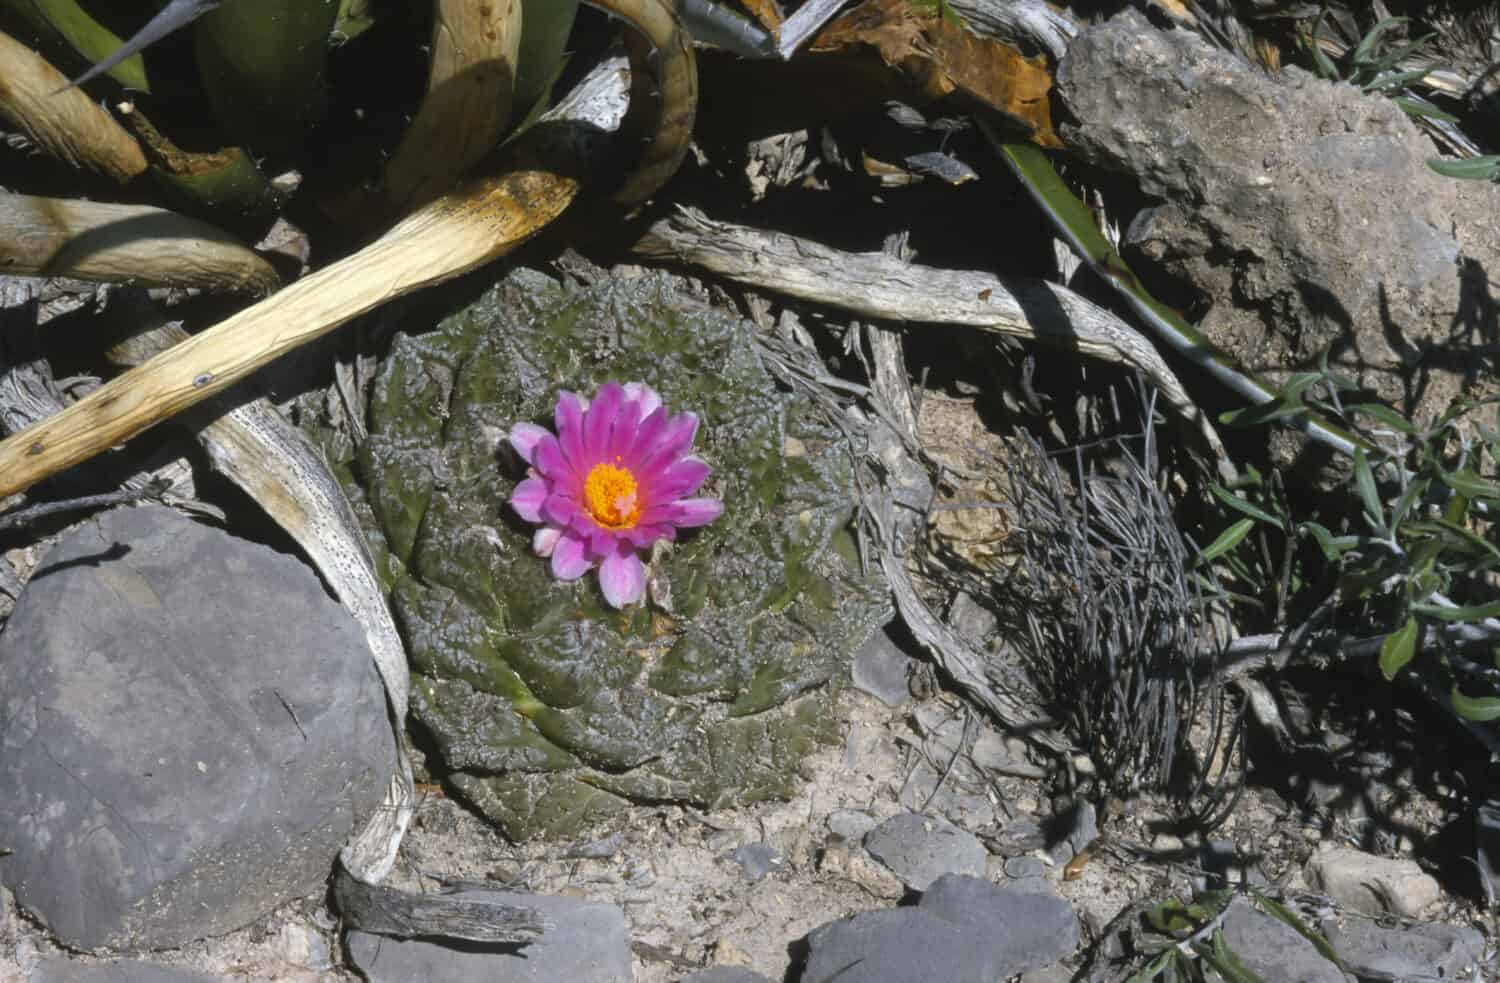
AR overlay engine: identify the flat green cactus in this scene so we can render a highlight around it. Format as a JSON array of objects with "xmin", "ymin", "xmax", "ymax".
[{"xmin": 324, "ymin": 269, "xmax": 888, "ymax": 840}]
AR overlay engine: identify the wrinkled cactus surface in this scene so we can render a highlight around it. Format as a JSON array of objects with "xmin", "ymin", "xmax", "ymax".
[{"xmin": 328, "ymin": 269, "xmax": 887, "ymax": 839}]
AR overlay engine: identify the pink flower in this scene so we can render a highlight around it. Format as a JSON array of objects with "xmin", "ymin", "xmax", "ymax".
[{"xmin": 507, "ymin": 382, "xmax": 724, "ymax": 607}]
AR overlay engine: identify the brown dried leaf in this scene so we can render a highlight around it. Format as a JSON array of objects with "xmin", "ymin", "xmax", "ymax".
[
  {"xmin": 735, "ymin": 0, "xmax": 782, "ymax": 37},
  {"xmin": 811, "ymin": 0, "xmax": 1059, "ymax": 147}
]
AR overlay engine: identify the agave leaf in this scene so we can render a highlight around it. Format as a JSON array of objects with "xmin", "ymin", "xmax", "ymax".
[{"xmin": 29, "ymin": 0, "xmax": 152, "ymax": 91}]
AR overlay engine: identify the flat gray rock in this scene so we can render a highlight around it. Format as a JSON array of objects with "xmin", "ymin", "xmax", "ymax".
[
  {"xmin": 918, "ymin": 874, "xmax": 1079, "ymax": 976},
  {"xmin": 1324, "ymin": 916, "xmax": 1484, "ymax": 982},
  {"xmin": 346, "ymin": 891, "xmax": 631, "ymax": 982},
  {"xmin": 862, "ymin": 813, "xmax": 986, "ymax": 891},
  {"xmin": 801, "ymin": 908, "xmax": 997, "ymax": 983},
  {"xmin": 1219, "ymin": 896, "xmax": 1349, "ymax": 983},
  {"xmin": 0, "ymin": 505, "xmax": 395, "ymax": 951},
  {"xmin": 31, "ymin": 957, "xmax": 220, "ymax": 983},
  {"xmin": 679, "ymin": 970, "xmax": 773, "ymax": 983},
  {"xmin": 850, "ymin": 622, "xmax": 914, "ymax": 707}
]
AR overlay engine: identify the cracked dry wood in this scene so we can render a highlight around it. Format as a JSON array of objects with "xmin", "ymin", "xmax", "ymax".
[{"xmin": 635, "ymin": 206, "xmax": 1230, "ymax": 473}]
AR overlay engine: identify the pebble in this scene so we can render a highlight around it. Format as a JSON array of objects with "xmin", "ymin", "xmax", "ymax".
[
  {"xmin": 863, "ymin": 812, "xmax": 987, "ymax": 891},
  {"xmin": 728, "ymin": 844, "xmax": 783, "ymax": 883}
]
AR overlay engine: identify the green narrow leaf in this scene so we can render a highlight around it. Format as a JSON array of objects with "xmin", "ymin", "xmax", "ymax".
[
  {"xmin": 1346, "ymin": 402, "xmax": 1418, "ymax": 435},
  {"xmin": 1125, "ymin": 948, "xmax": 1178, "ymax": 983},
  {"xmin": 1451, "ymin": 687, "xmax": 1500, "ymax": 721},
  {"xmin": 1353, "ymin": 16, "xmax": 1409, "ymax": 63},
  {"xmin": 1442, "ymin": 469, "xmax": 1500, "ymax": 501},
  {"xmin": 1427, "ymin": 155, "xmax": 1500, "ymax": 181},
  {"xmin": 1395, "ymin": 97, "xmax": 1459, "ymax": 122},
  {"xmin": 1379, "ymin": 615, "xmax": 1420, "ymax": 679},
  {"xmin": 1298, "ymin": 521, "xmax": 1359, "ymax": 561},
  {"xmin": 1220, "ymin": 399, "xmax": 1311, "ymax": 427},
  {"xmin": 1194, "ymin": 929, "xmax": 1268, "ymax": 983},
  {"xmin": 1410, "ymin": 600, "xmax": 1500, "ymax": 623},
  {"xmin": 1279, "ymin": 372, "xmax": 1327, "ymax": 400},
  {"xmin": 1389, "ymin": 477, "xmax": 1428, "ymax": 531},
  {"xmin": 1211, "ymin": 484, "xmax": 1285, "ymax": 528},
  {"xmin": 1199, "ymin": 518, "xmax": 1256, "ymax": 564},
  {"xmin": 1354, "ymin": 449, "xmax": 1385, "ymax": 533},
  {"xmin": 1251, "ymin": 892, "xmax": 1348, "ymax": 971}
]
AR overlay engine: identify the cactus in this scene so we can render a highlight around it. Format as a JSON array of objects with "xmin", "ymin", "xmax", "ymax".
[{"xmin": 323, "ymin": 269, "xmax": 889, "ymax": 839}]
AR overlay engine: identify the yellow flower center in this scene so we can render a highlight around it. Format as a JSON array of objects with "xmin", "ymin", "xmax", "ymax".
[{"xmin": 583, "ymin": 459, "xmax": 640, "ymax": 529}]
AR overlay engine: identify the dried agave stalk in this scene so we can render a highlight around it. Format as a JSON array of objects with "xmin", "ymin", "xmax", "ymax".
[{"xmin": 993, "ymin": 415, "xmax": 1238, "ymax": 808}]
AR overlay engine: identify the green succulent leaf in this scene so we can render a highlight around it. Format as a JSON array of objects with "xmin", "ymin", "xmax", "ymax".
[
  {"xmin": 1346, "ymin": 402, "xmax": 1418, "ymax": 435},
  {"xmin": 1451, "ymin": 687, "xmax": 1500, "ymax": 721},
  {"xmin": 1379, "ymin": 615, "xmax": 1420, "ymax": 680},
  {"xmin": 1353, "ymin": 448, "xmax": 1385, "ymax": 534}
]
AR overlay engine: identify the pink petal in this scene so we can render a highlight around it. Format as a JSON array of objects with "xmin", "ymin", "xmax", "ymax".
[
  {"xmin": 636, "ymin": 412, "xmax": 699, "ymax": 477},
  {"xmin": 509, "ymin": 478, "xmax": 548, "ymax": 522},
  {"xmin": 583, "ymin": 382, "xmax": 625, "ymax": 461},
  {"xmin": 532, "ymin": 526, "xmax": 562, "ymax": 557},
  {"xmin": 508, "ymin": 422, "xmax": 550, "ymax": 465},
  {"xmin": 670, "ymin": 497, "xmax": 723, "ymax": 527},
  {"xmin": 598, "ymin": 547, "xmax": 645, "ymax": 607},
  {"xmin": 623, "ymin": 382, "xmax": 662, "ymax": 418},
  {"xmin": 550, "ymin": 533, "xmax": 593, "ymax": 580},
  {"xmin": 532, "ymin": 435, "xmax": 571, "ymax": 483},
  {"xmin": 588, "ymin": 527, "xmax": 620, "ymax": 558},
  {"xmin": 621, "ymin": 407, "xmax": 668, "ymax": 468},
  {"xmin": 541, "ymin": 492, "xmax": 581, "ymax": 528},
  {"xmin": 556, "ymin": 391, "xmax": 587, "ymax": 468},
  {"xmin": 651, "ymin": 456, "xmax": 711, "ymax": 502},
  {"xmin": 621, "ymin": 524, "xmax": 674, "ymax": 548}
]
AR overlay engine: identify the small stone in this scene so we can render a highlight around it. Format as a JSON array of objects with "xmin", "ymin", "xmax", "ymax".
[
  {"xmin": 863, "ymin": 812, "xmax": 987, "ymax": 890},
  {"xmin": 728, "ymin": 844, "xmax": 782, "ymax": 883},
  {"xmin": 969, "ymin": 729, "xmax": 1011, "ymax": 771},
  {"xmin": 275, "ymin": 921, "xmax": 332, "ymax": 972},
  {"xmin": 709, "ymin": 939, "xmax": 755, "ymax": 967},
  {"xmin": 1050, "ymin": 800, "xmax": 1099, "ymax": 863},
  {"xmin": 851, "ymin": 622, "xmax": 916, "ymax": 707},
  {"xmin": 1151, "ymin": 833, "xmax": 1185, "ymax": 853},
  {"xmin": 992, "ymin": 816, "xmax": 1046, "ymax": 855},
  {"xmin": 346, "ymin": 891, "xmax": 631, "ymax": 982},
  {"xmin": 1305, "ymin": 845, "xmax": 1441, "ymax": 918},
  {"xmin": 1324, "ymin": 916, "xmax": 1484, "ymax": 982},
  {"xmin": 828, "ymin": 809, "xmax": 878, "ymax": 842},
  {"xmin": 919, "ymin": 874, "xmax": 1080, "ymax": 976},
  {"xmin": 1004, "ymin": 856, "xmax": 1047, "ymax": 880},
  {"xmin": 0, "ymin": 506, "xmax": 395, "ymax": 951}
]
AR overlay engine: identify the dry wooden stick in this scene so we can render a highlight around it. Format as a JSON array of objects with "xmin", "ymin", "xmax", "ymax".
[
  {"xmin": 0, "ymin": 165, "xmax": 577, "ymax": 501},
  {"xmin": 636, "ymin": 206, "xmax": 1230, "ymax": 469},
  {"xmin": 0, "ymin": 29, "xmax": 147, "ymax": 183},
  {"xmin": 0, "ymin": 192, "xmax": 280, "ymax": 292}
]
